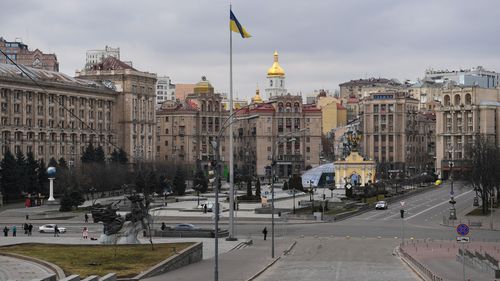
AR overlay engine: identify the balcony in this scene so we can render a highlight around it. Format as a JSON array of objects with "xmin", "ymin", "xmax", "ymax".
[{"xmin": 276, "ymin": 154, "xmax": 303, "ymax": 162}]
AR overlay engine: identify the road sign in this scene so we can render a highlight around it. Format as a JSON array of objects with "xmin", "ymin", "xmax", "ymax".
[
  {"xmin": 456, "ymin": 236, "xmax": 470, "ymax": 243},
  {"xmin": 450, "ymin": 191, "xmax": 455, "ymax": 196},
  {"xmin": 456, "ymin": 224, "xmax": 470, "ymax": 236},
  {"xmin": 400, "ymin": 201, "xmax": 405, "ymax": 207}
]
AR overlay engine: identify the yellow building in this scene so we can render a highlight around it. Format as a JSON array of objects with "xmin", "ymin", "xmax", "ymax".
[
  {"xmin": 334, "ymin": 151, "xmax": 376, "ymax": 188},
  {"xmin": 317, "ymin": 96, "xmax": 347, "ymax": 134}
]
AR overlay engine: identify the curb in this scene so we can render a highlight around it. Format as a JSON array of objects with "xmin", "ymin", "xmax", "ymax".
[
  {"xmin": 396, "ymin": 247, "xmax": 427, "ymax": 281},
  {"xmin": 246, "ymin": 240, "xmax": 297, "ymax": 281},
  {"xmin": 0, "ymin": 251, "xmax": 66, "ymax": 280}
]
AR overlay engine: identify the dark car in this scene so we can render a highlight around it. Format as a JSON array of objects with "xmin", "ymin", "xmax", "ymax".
[{"xmin": 174, "ymin": 223, "xmax": 199, "ymax": 231}]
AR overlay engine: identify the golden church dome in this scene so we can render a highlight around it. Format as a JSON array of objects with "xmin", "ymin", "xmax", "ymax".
[
  {"xmin": 194, "ymin": 76, "xmax": 214, "ymax": 94},
  {"xmin": 267, "ymin": 51, "xmax": 285, "ymax": 77},
  {"xmin": 252, "ymin": 88, "xmax": 263, "ymax": 103}
]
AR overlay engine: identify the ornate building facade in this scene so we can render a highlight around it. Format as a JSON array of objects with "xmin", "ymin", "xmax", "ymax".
[
  {"xmin": 76, "ymin": 57, "xmax": 157, "ymax": 163},
  {"xmin": 155, "ymin": 77, "xmax": 229, "ymax": 172},
  {"xmin": 435, "ymin": 86, "xmax": 500, "ymax": 178},
  {"xmin": 0, "ymin": 63, "xmax": 116, "ymax": 165}
]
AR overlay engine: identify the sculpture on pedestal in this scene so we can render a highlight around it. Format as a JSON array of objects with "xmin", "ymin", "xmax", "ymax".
[{"xmin": 91, "ymin": 194, "xmax": 151, "ymax": 244}]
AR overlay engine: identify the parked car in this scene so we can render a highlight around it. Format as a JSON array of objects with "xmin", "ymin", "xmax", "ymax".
[
  {"xmin": 375, "ymin": 201, "xmax": 388, "ymax": 210},
  {"xmin": 38, "ymin": 224, "xmax": 67, "ymax": 233},
  {"xmin": 174, "ymin": 223, "xmax": 199, "ymax": 231}
]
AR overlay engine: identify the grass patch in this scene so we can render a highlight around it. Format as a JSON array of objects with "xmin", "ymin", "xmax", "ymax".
[{"xmin": 0, "ymin": 242, "xmax": 194, "ymax": 278}]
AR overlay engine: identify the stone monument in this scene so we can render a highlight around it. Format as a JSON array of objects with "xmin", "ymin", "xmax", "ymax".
[{"xmin": 91, "ymin": 194, "xmax": 151, "ymax": 244}]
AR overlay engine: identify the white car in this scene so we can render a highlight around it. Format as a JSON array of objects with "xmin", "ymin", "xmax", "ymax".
[
  {"xmin": 38, "ymin": 224, "xmax": 67, "ymax": 233},
  {"xmin": 375, "ymin": 201, "xmax": 388, "ymax": 210}
]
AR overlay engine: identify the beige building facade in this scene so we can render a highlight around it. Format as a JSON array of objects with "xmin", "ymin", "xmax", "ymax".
[
  {"xmin": 361, "ymin": 92, "xmax": 430, "ymax": 175},
  {"xmin": 156, "ymin": 77, "xmax": 229, "ymax": 172},
  {"xmin": 435, "ymin": 86, "xmax": 500, "ymax": 177},
  {"xmin": 235, "ymin": 91, "xmax": 322, "ymax": 178},
  {"xmin": 0, "ymin": 63, "xmax": 116, "ymax": 165},
  {"xmin": 76, "ymin": 57, "xmax": 157, "ymax": 163}
]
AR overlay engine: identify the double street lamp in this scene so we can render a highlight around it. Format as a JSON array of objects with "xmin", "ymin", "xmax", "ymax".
[{"xmin": 211, "ymin": 106, "xmax": 259, "ymax": 281}]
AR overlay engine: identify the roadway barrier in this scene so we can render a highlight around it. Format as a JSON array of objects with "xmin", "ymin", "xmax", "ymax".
[
  {"xmin": 151, "ymin": 228, "xmax": 229, "ymax": 238},
  {"xmin": 400, "ymin": 247, "xmax": 443, "ymax": 281}
]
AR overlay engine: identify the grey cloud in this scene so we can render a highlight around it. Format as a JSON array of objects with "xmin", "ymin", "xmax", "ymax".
[{"xmin": 1, "ymin": 0, "xmax": 500, "ymax": 101}]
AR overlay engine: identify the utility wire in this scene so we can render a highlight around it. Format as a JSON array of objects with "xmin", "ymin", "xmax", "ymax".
[{"xmin": 0, "ymin": 48, "xmax": 123, "ymax": 152}]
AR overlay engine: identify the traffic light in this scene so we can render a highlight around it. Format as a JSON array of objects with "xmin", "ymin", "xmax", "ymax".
[{"xmin": 400, "ymin": 209, "xmax": 405, "ymax": 218}]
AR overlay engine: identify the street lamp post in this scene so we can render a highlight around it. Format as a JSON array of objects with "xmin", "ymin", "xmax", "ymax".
[
  {"xmin": 269, "ymin": 128, "xmax": 308, "ymax": 258},
  {"xmin": 448, "ymin": 154, "xmax": 457, "ymax": 222},
  {"xmin": 211, "ymin": 110, "xmax": 259, "ymax": 281}
]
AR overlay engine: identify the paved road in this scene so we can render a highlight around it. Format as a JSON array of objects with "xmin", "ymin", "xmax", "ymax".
[{"xmin": 256, "ymin": 237, "xmax": 418, "ymax": 281}]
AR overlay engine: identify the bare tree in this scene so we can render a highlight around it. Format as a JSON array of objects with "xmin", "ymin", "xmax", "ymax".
[{"xmin": 465, "ymin": 136, "xmax": 499, "ymax": 214}]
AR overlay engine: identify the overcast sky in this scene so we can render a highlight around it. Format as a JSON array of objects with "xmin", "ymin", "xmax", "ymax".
[{"xmin": 2, "ymin": 0, "xmax": 500, "ymax": 101}]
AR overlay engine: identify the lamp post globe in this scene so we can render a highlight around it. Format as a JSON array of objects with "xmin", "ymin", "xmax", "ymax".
[
  {"xmin": 46, "ymin": 167, "xmax": 57, "ymax": 202},
  {"xmin": 47, "ymin": 167, "xmax": 56, "ymax": 178}
]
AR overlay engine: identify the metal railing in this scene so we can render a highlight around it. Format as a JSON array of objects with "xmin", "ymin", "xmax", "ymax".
[{"xmin": 400, "ymin": 247, "xmax": 443, "ymax": 281}]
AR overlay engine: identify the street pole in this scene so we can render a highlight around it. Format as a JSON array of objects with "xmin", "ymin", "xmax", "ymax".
[
  {"xmin": 228, "ymin": 3, "xmax": 236, "ymax": 242},
  {"xmin": 213, "ymin": 138, "xmax": 221, "ymax": 281},
  {"xmin": 271, "ymin": 163, "xmax": 275, "ymax": 258},
  {"xmin": 292, "ymin": 187, "xmax": 295, "ymax": 214},
  {"xmin": 462, "ymin": 242, "xmax": 466, "ymax": 281},
  {"xmin": 491, "ymin": 193, "xmax": 494, "ymax": 230}
]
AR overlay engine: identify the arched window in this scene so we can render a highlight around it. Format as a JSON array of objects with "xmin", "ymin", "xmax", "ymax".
[
  {"xmin": 454, "ymin": 94, "xmax": 461, "ymax": 106},
  {"xmin": 444, "ymin": 95, "xmax": 450, "ymax": 106},
  {"xmin": 278, "ymin": 102, "xmax": 284, "ymax": 112},
  {"xmin": 201, "ymin": 100, "xmax": 206, "ymax": 111},
  {"xmin": 465, "ymin": 94, "xmax": 472, "ymax": 105},
  {"xmin": 214, "ymin": 101, "xmax": 219, "ymax": 112},
  {"xmin": 294, "ymin": 102, "xmax": 300, "ymax": 112},
  {"xmin": 270, "ymin": 80, "xmax": 273, "ymax": 87},
  {"xmin": 208, "ymin": 101, "xmax": 213, "ymax": 112}
]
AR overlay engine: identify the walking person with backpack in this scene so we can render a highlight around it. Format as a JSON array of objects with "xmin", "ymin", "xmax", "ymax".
[{"xmin": 262, "ymin": 227, "xmax": 268, "ymax": 240}]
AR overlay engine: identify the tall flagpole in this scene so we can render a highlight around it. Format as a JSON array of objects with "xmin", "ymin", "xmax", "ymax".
[{"xmin": 228, "ymin": 4, "xmax": 236, "ymax": 242}]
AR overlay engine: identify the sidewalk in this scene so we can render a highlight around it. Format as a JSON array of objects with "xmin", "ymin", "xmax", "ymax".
[
  {"xmin": 144, "ymin": 237, "xmax": 293, "ymax": 281},
  {"xmin": 401, "ymin": 239, "xmax": 500, "ymax": 280}
]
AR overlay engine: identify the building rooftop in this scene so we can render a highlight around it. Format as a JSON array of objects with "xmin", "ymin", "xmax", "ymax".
[
  {"xmin": 339, "ymin": 78, "xmax": 401, "ymax": 87},
  {"xmin": 0, "ymin": 62, "xmax": 112, "ymax": 91},
  {"xmin": 88, "ymin": 56, "xmax": 136, "ymax": 71}
]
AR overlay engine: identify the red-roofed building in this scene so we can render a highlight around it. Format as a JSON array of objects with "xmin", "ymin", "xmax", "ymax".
[
  {"xmin": 155, "ymin": 76, "xmax": 229, "ymax": 171},
  {"xmin": 235, "ymin": 91, "xmax": 322, "ymax": 178}
]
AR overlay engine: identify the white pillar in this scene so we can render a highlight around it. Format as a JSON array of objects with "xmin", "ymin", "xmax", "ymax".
[{"xmin": 48, "ymin": 178, "xmax": 55, "ymax": 201}]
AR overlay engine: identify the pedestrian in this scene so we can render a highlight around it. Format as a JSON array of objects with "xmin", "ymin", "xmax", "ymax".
[
  {"xmin": 203, "ymin": 204, "xmax": 208, "ymax": 214},
  {"xmin": 84, "ymin": 213, "xmax": 89, "ymax": 223},
  {"xmin": 28, "ymin": 224, "xmax": 33, "ymax": 236},
  {"xmin": 24, "ymin": 223, "xmax": 28, "ymax": 235},
  {"xmin": 12, "ymin": 225, "xmax": 16, "ymax": 237},
  {"xmin": 54, "ymin": 225, "xmax": 59, "ymax": 237},
  {"xmin": 161, "ymin": 222, "xmax": 167, "ymax": 231},
  {"xmin": 82, "ymin": 227, "xmax": 88, "ymax": 239},
  {"xmin": 3, "ymin": 226, "xmax": 8, "ymax": 237},
  {"xmin": 262, "ymin": 227, "xmax": 268, "ymax": 240}
]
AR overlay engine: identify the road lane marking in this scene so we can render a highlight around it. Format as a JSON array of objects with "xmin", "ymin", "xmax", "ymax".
[{"xmin": 404, "ymin": 190, "xmax": 473, "ymax": 220}]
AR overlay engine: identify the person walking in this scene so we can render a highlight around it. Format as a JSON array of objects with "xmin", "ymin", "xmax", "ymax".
[
  {"xmin": 24, "ymin": 223, "xmax": 28, "ymax": 235},
  {"xmin": 3, "ymin": 226, "xmax": 8, "ymax": 237},
  {"xmin": 28, "ymin": 224, "xmax": 33, "ymax": 236},
  {"xmin": 84, "ymin": 213, "xmax": 89, "ymax": 223},
  {"xmin": 54, "ymin": 225, "xmax": 60, "ymax": 237},
  {"xmin": 161, "ymin": 222, "xmax": 167, "ymax": 231},
  {"xmin": 82, "ymin": 227, "xmax": 88, "ymax": 239},
  {"xmin": 12, "ymin": 225, "xmax": 16, "ymax": 237},
  {"xmin": 262, "ymin": 227, "xmax": 268, "ymax": 240}
]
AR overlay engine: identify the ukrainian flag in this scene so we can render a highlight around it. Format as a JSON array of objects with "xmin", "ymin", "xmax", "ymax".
[{"xmin": 230, "ymin": 10, "xmax": 251, "ymax": 38}]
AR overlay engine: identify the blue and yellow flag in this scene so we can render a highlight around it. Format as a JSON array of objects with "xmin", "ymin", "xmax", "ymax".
[{"xmin": 230, "ymin": 10, "xmax": 251, "ymax": 38}]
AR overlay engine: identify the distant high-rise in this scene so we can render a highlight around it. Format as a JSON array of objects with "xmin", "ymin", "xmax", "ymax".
[
  {"xmin": 85, "ymin": 46, "xmax": 132, "ymax": 69},
  {"xmin": 156, "ymin": 76, "xmax": 176, "ymax": 108},
  {"xmin": 0, "ymin": 37, "xmax": 59, "ymax": 71},
  {"xmin": 424, "ymin": 66, "xmax": 499, "ymax": 88}
]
